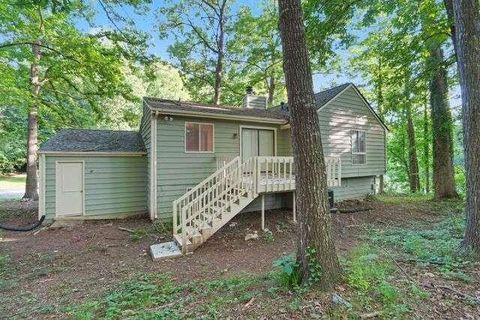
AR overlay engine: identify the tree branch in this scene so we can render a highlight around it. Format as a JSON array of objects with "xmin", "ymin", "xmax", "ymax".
[{"xmin": 0, "ymin": 41, "xmax": 80, "ymax": 63}]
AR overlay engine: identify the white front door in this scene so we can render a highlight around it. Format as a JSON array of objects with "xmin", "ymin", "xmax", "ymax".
[
  {"xmin": 241, "ymin": 128, "xmax": 275, "ymax": 161},
  {"xmin": 56, "ymin": 161, "xmax": 84, "ymax": 216}
]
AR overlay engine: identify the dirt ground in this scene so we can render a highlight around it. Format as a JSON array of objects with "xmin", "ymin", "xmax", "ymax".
[{"xmin": 0, "ymin": 198, "xmax": 479, "ymax": 319}]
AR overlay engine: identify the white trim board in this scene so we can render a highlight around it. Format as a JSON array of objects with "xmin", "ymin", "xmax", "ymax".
[
  {"xmin": 39, "ymin": 153, "xmax": 46, "ymax": 219},
  {"xmin": 150, "ymin": 114, "xmax": 158, "ymax": 220}
]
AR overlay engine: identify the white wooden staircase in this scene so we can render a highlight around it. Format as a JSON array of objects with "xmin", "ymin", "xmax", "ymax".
[{"xmin": 172, "ymin": 156, "xmax": 341, "ymax": 254}]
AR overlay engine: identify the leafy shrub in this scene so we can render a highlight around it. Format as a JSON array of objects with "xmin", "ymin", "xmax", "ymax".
[
  {"xmin": 272, "ymin": 247, "xmax": 323, "ymax": 289},
  {"xmin": 262, "ymin": 229, "xmax": 274, "ymax": 242},
  {"xmin": 377, "ymin": 281, "xmax": 399, "ymax": 304},
  {"xmin": 272, "ymin": 254, "xmax": 301, "ymax": 289}
]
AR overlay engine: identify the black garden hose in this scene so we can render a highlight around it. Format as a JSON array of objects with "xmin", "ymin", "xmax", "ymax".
[{"xmin": 0, "ymin": 215, "xmax": 45, "ymax": 231}]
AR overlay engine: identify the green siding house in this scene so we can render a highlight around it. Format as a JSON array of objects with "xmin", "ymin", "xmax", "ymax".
[{"xmin": 39, "ymin": 83, "xmax": 387, "ymax": 252}]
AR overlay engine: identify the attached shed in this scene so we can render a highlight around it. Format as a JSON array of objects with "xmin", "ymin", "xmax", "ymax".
[{"xmin": 38, "ymin": 129, "xmax": 148, "ymax": 221}]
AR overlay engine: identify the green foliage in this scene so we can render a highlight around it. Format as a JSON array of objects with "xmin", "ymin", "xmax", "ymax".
[
  {"xmin": 345, "ymin": 0, "xmax": 464, "ymax": 194},
  {"xmin": 69, "ymin": 273, "xmax": 258, "ymax": 319},
  {"xmin": 272, "ymin": 254, "xmax": 301, "ymax": 289},
  {"xmin": 0, "ymin": 254, "xmax": 9, "ymax": 278},
  {"xmin": 262, "ymin": 228, "xmax": 274, "ymax": 242},
  {"xmin": 0, "ymin": 1, "xmax": 190, "ymax": 173},
  {"xmin": 158, "ymin": 0, "xmax": 234, "ymax": 104},
  {"xmin": 272, "ymin": 247, "xmax": 323, "ymax": 289},
  {"xmin": 159, "ymin": 1, "xmax": 287, "ymax": 106},
  {"xmin": 69, "ymin": 274, "xmax": 182, "ymax": 319},
  {"xmin": 305, "ymin": 246, "xmax": 322, "ymax": 286},
  {"xmin": 226, "ymin": 3, "xmax": 286, "ymax": 106},
  {"xmin": 370, "ymin": 213, "xmax": 475, "ymax": 274},
  {"xmin": 340, "ymin": 244, "xmax": 430, "ymax": 318},
  {"xmin": 346, "ymin": 245, "xmax": 393, "ymax": 291},
  {"xmin": 129, "ymin": 220, "xmax": 173, "ymax": 242}
]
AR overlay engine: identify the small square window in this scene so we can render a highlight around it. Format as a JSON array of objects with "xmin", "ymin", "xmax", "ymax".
[{"xmin": 185, "ymin": 122, "xmax": 214, "ymax": 152}]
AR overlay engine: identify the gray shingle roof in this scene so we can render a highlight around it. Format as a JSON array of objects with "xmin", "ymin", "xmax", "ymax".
[
  {"xmin": 143, "ymin": 97, "xmax": 288, "ymax": 121},
  {"xmin": 271, "ymin": 83, "xmax": 352, "ymax": 113},
  {"xmin": 314, "ymin": 83, "xmax": 351, "ymax": 108},
  {"xmin": 39, "ymin": 129, "xmax": 146, "ymax": 153}
]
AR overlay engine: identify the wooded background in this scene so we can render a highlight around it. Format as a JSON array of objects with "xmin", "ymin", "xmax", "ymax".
[{"xmin": 0, "ymin": 0, "xmax": 466, "ymax": 198}]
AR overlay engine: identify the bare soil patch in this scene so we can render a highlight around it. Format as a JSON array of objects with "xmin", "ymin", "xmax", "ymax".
[{"xmin": 0, "ymin": 198, "xmax": 477, "ymax": 319}]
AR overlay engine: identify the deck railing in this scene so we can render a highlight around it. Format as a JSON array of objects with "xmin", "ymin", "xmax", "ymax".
[{"xmin": 256, "ymin": 156, "xmax": 295, "ymax": 192}]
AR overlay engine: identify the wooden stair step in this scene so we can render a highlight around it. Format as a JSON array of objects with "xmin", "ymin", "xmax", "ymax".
[{"xmin": 173, "ymin": 234, "xmax": 192, "ymax": 247}]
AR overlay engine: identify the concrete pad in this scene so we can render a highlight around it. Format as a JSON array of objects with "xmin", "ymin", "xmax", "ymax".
[
  {"xmin": 150, "ymin": 241, "xmax": 182, "ymax": 261},
  {"xmin": 49, "ymin": 220, "xmax": 84, "ymax": 229}
]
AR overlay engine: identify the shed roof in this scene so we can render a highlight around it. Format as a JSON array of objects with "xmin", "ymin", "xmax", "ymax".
[
  {"xmin": 39, "ymin": 129, "xmax": 146, "ymax": 153},
  {"xmin": 143, "ymin": 97, "xmax": 288, "ymax": 123}
]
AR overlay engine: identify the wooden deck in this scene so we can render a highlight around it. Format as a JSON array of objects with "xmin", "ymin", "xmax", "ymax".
[{"xmin": 172, "ymin": 156, "xmax": 341, "ymax": 253}]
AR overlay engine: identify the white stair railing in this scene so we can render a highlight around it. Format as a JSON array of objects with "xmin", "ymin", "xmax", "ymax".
[
  {"xmin": 325, "ymin": 156, "xmax": 341, "ymax": 187},
  {"xmin": 173, "ymin": 157, "xmax": 256, "ymax": 252}
]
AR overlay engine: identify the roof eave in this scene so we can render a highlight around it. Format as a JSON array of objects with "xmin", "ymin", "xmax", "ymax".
[
  {"xmin": 144, "ymin": 101, "xmax": 287, "ymax": 125},
  {"xmin": 38, "ymin": 151, "xmax": 147, "ymax": 156}
]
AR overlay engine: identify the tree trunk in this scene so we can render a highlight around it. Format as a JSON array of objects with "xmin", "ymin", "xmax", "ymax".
[
  {"xmin": 268, "ymin": 76, "xmax": 275, "ymax": 107},
  {"xmin": 23, "ymin": 41, "xmax": 41, "ymax": 201},
  {"xmin": 406, "ymin": 103, "xmax": 421, "ymax": 193},
  {"xmin": 376, "ymin": 56, "xmax": 385, "ymax": 194},
  {"xmin": 443, "ymin": 0, "xmax": 458, "ymax": 56},
  {"xmin": 212, "ymin": 1, "xmax": 226, "ymax": 106},
  {"xmin": 423, "ymin": 99, "xmax": 430, "ymax": 194},
  {"xmin": 278, "ymin": 0, "xmax": 341, "ymax": 288},
  {"xmin": 213, "ymin": 50, "xmax": 223, "ymax": 105},
  {"xmin": 429, "ymin": 47, "xmax": 458, "ymax": 199},
  {"xmin": 452, "ymin": 0, "xmax": 480, "ymax": 255}
]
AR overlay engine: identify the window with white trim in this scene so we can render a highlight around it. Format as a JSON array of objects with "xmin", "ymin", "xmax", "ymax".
[
  {"xmin": 351, "ymin": 130, "xmax": 366, "ymax": 164},
  {"xmin": 185, "ymin": 122, "xmax": 214, "ymax": 152}
]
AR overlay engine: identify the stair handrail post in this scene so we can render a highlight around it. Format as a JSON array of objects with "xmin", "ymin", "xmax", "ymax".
[
  {"xmin": 172, "ymin": 200, "xmax": 178, "ymax": 235},
  {"xmin": 181, "ymin": 206, "xmax": 187, "ymax": 254},
  {"xmin": 253, "ymin": 157, "xmax": 260, "ymax": 196}
]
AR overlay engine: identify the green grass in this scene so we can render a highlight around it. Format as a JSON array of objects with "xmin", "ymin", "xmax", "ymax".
[
  {"xmin": 68, "ymin": 274, "xmax": 259, "ymax": 319},
  {"xmin": 0, "ymin": 174, "xmax": 26, "ymax": 192},
  {"xmin": 373, "ymin": 193, "xmax": 435, "ymax": 204},
  {"xmin": 0, "ymin": 174, "xmax": 25, "ymax": 201},
  {"xmin": 368, "ymin": 210, "xmax": 476, "ymax": 279}
]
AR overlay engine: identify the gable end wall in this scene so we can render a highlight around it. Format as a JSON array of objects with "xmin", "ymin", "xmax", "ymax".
[{"xmin": 318, "ymin": 86, "xmax": 386, "ymax": 178}]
